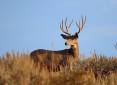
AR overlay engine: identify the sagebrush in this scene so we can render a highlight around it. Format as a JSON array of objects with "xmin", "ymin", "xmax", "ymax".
[{"xmin": 0, "ymin": 52, "xmax": 117, "ymax": 85}]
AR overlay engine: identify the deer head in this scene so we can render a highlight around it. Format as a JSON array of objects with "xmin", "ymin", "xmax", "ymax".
[{"xmin": 60, "ymin": 16, "xmax": 86, "ymax": 48}]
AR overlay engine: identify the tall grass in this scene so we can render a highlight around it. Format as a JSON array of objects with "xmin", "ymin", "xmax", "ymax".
[{"xmin": 0, "ymin": 52, "xmax": 117, "ymax": 85}]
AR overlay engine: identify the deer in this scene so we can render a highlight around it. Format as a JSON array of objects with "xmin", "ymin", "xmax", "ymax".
[{"xmin": 30, "ymin": 16, "xmax": 86, "ymax": 72}]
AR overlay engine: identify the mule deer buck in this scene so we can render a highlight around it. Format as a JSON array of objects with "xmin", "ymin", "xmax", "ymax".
[{"xmin": 30, "ymin": 16, "xmax": 86, "ymax": 71}]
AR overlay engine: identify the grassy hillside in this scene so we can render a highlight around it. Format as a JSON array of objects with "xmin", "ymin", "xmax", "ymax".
[{"xmin": 0, "ymin": 52, "xmax": 117, "ymax": 85}]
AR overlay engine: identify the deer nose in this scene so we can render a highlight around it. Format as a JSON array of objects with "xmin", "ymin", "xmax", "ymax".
[{"xmin": 65, "ymin": 42, "xmax": 67, "ymax": 45}]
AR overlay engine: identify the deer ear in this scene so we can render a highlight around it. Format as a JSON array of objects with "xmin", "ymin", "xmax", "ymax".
[{"xmin": 61, "ymin": 34, "xmax": 67, "ymax": 39}]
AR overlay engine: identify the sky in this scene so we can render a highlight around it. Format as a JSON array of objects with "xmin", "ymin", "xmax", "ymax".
[{"xmin": 0, "ymin": 0, "xmax": 117, "ymax": 56}]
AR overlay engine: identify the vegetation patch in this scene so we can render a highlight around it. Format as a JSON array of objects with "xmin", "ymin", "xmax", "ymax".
[{"xmin": 0, "ymin": 52, "xmax": 117, "ymax": 85}]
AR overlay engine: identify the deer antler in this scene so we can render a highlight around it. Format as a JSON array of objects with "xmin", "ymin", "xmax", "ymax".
[
  {"xmin": 60, "ymin": 18, "xmax": 73, "ymax": 35},
  {"xmin": 76, "ymin": 16, "xmax": 86, "ymax": 34}
]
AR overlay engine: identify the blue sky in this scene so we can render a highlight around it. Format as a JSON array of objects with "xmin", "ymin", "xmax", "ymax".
[{"xmin": 0, "ymin": 0, "xmax": 117, "ymax": 56}]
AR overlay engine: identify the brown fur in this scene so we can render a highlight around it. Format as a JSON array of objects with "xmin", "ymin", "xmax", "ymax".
[{"xmin": 30, "ymin": 48, "xmax": 74, "ymax": 71}]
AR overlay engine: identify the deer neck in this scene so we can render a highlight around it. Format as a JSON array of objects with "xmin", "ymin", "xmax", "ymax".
[{"xmin": 71, "ymin": 43, "xmax": 79, "ymax": 63}]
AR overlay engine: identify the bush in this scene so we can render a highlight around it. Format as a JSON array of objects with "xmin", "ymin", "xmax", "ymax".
[{"xmin": 0, "ymin": 52, "xmax": 117, "ymax": 85}]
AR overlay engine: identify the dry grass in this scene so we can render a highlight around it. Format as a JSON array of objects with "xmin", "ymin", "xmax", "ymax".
[{"xmin": 0, "ymin": 52, "xmax": 117, "ymax": 85}]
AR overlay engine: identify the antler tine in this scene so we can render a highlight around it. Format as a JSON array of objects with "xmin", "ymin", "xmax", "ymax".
[
  {"xmin": 76, "ymin": 16, "xmax": 86, "ymax": 34},
  {"xmin": 65, "ymin": 18, "xmax": 73, "ymax": 33},
  {"xmin": 60, "ymin": 19, "xmax": 65, "ymax": 33},
  {"xmin": 68, "ymin": 19, "xmax": 73, "ymax": 29},
  {"xmin": 60, "ymin": 19, "xmax": 63, "ymax": 30},
  {"xmin": 60, "ymin": 18, "xmax": 71, "ymax": 35},
  {"xmin": 65, "ymin": 19, "xmax": 73, "ymax": 33},
  {"xmin": 65, "ymin": 18, "xmax": 68, "ymax": 32},
  {"xmin": 81, "ymin": 16, "xmax": 86, "ymax": 30},
  {"xmin": 76, "ymin": 21, "xmax": 81, "ymax": 34}
]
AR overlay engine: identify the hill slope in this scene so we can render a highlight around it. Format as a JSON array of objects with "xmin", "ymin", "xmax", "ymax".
[{"xmin": 0, "ymin": 52, "xmax": 117, "ymax": 85}]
